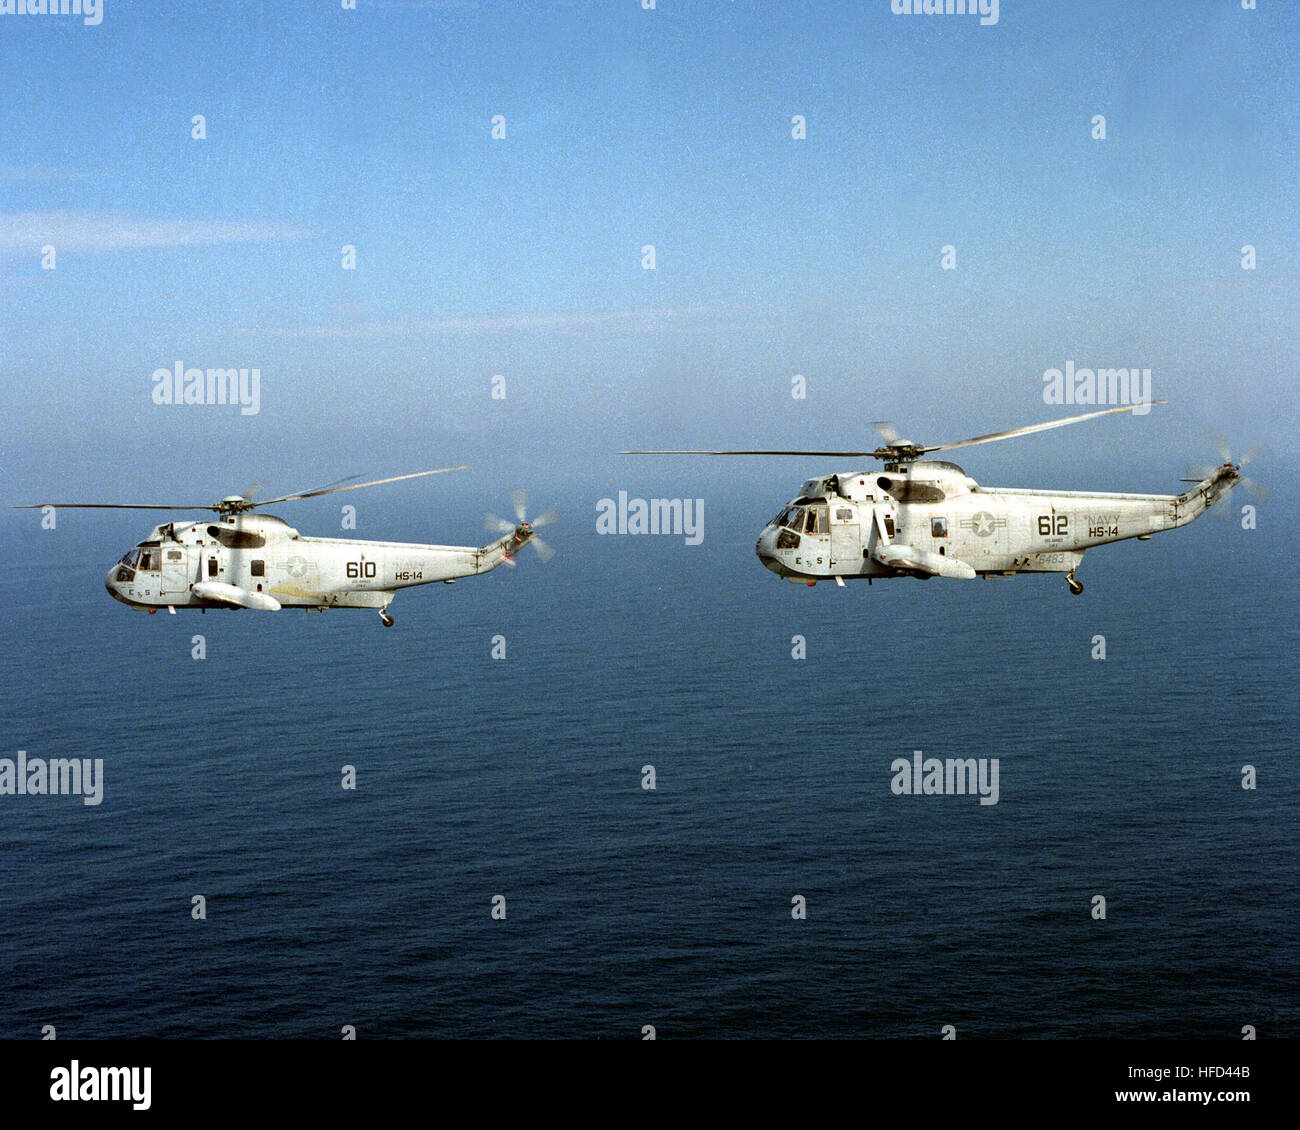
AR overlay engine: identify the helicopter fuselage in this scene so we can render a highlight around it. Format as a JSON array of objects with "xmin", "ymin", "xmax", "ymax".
[
  {"xmin": 104, "ymin": 511, "xmax": 532, "ymax": 615},
  {"xmin": 754, "ymin": 459, "xmax": 1240, "ymax": 586}
]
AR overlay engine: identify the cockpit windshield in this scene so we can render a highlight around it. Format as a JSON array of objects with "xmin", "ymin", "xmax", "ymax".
[{"xmin": 775, "ymin": 506, "xmax": 806, "ymax": 531}]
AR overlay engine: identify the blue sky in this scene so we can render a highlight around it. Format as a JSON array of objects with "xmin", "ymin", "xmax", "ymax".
[{"xmin": 1, "ymin": 0, "xmax": 1296, "ymax": 511}]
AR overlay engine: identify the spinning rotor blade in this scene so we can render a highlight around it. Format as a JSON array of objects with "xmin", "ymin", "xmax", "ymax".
[
  {"xmin": 492, "ymin": 492, "xmax": 559, "ymax": 562},
  {"xmin": 924, "ymin": 403, "xmax": 1166, "ymax": 455},
  {"xmin": 275, "ymin": 473, "xmax": 367, "ymax": 500},
  {"xmin": 1240, "ymin": 476, "xmax": 1270, "ymax": 504},
  {"xmin": 13, "ymin": 501, "xmax": 210, "ymax": 510},
  {"xmin": 622, "ymin": 404, "xmax": 1165, "ymax": 461},
  {"xmin": 871, "ymin": 421, "xmax": 902, "ymax": 446},
  {"xmin": 511, "ymin": 489, "xmax": 529, "ymax": 523},
  {"xmin": 18, "ymin": 468, "xmax": 467, "ymax": 513},
  {"xmin": 507, "ymin": 492, "xmax": 560, "ymax": 530},
  {"xmin": 1239, "ymin": 443, "xmax": 1270, "ymax": 468},
  {"xmin": 620, "ymin": 448, "xmax": 879, "ymax": 456},
  {"xmin": 254, "ymin": 466, "xmax": 467, "ymax": 507}
]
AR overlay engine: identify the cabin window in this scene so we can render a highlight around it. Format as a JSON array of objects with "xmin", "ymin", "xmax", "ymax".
[
  {"xmin": 884, "ymin": 516, "xmax": 896, "ymax": 538},
  {"xmin": 166, "ymin": 550, "xmax": 182, "ymax": 562},
  {"xmin": 931, "ymin": 517, "xmax": 948, "ymax": 538},
  {"xmin": 136, "ymin": 549, "xmax": 158, "ymax": 571},
  {"xmin": 251, "ymin": 560, "xmax": 266, "ymax": 577},
  {"xmin": 835, "ymin": 508, "xmax": 853, "ymax": 522},
  {"xmin": 804, "ymin": 506, "xmax": 828, "ymax": 535},
  {"xmin": 208, "ymin": 557, "xmax": 218, "ymax": 578}
]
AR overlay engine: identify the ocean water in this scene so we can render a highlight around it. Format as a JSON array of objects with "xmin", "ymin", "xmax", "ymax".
[{"xmin": 1, "ymin": 487, "xmax": 1296, "ymax": 1039}]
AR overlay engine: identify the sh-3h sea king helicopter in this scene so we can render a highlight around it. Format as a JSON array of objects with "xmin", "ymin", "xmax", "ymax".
[
  {"xmin": 624, "ymin": 403, "xmax": 1266, "ymax": 594},
  {"xmin": 17, "ymin": 469, "xmax": 556, "ymax": 626}
]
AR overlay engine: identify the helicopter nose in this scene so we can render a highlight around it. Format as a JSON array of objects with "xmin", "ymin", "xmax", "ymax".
[
  {"xmin": 105, "ymin": 567, "xmax": 129, "ymax": 604},
  {"xmin": 755, "ymin": 525, "xmax": 781, "ymax": 571}
]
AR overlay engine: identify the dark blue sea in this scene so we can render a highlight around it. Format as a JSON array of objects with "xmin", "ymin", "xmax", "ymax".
[{"xmin": 1, "ymin": 481, "xmax": 1296, "ymax": 1039}]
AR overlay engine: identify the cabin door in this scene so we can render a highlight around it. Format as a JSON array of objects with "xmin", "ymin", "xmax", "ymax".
[
  {"xmin": 829, "ymin": 504, "xmax": 860, "ymax": 568},
  {"xmin": 160, "ymin": 546, "xmax": 192, "ymax": 597}
]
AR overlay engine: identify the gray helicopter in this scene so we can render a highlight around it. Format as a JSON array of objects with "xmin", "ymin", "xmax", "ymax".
[
  {"xmin": 18, "ymin": 470, "xmax": 556, "ymax": 625},
  {"xmin": 624, "ymin": 404, "xmax": 1265, "ymax": 594}
]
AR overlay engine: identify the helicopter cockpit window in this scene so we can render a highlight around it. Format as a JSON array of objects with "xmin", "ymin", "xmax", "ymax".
[
  {"xmin": 119, "ymin": 550, "xmax": 139, "ymax": 567},
  {"xmin": 803, "ymin": 506, "xmax": 828, "ymax": 535},
  {"xmin": 136, "ymin": 549, "xmax": 159, "ymax": 571},
  {"xmin": 780, "ymin": 507, "xmax": 806, "ymax": 531}
]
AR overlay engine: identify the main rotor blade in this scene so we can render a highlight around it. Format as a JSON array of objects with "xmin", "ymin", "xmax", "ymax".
[
  {"xmin": 13, "ymin": 502, "xmax": 211, "ymax": 510},
  {"xmin": 924, "ymin": 402, "xmax": 1166, "ymax": 454},
  {"xmin": 620, "ymin": 449, "xmax": 877, "ymax": 457},
  {"xmin": 254, "ymin": 466, "xmax": 467, "ymax": 507},
  {"xmin": 872, "ymin": 421, "xmax": 902, "ymax": 445},
  {"xmin": 530, "ymin": 535, "xmax": 555, "ymax": 563},
  {"xmin": 277, "ymin": 473, "xmax": 367, "ymax": 501},
  {"xmin": 529, "ymin": 507, "xmax": 560, "ymax": 529}
]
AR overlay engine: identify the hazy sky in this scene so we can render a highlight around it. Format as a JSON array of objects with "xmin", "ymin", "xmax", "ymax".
[{"xmin": 1, "ymin": 0, "xmax": 1296, "ymax": 514}]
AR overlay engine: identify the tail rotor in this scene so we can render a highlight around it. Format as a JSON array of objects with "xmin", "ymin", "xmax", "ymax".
[
  {"xmin": 486, "ymin": 491, "xmax": 559, "ymax": 564},
  {"xmin": 1186, "ymin": 439, "xmax": 1270, "ymax": 519}
]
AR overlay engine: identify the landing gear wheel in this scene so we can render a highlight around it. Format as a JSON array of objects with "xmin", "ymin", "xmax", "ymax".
[
  {"xmin": 1066, "ymin": 574, "xmax": 1084, "ymax": 596},
  {"xmin": 379, "ymin": 607, "xmax": 395, "ymax": 627}
]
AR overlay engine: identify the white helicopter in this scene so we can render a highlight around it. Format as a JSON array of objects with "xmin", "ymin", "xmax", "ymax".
[
  {"xmin": 18, "ymin": 469, "xmax": 556, "ymax": 626},
  {"xmin": 624, "ymin": 404, "xmax": 1265, "ymax": 594}
]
